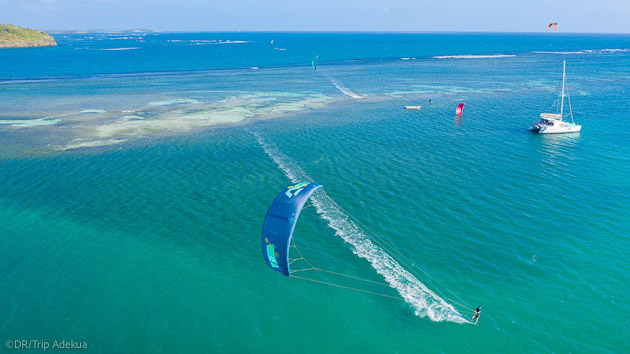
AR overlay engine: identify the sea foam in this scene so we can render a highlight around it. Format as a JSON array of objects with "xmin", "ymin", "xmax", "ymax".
[
  {"xmin": 0, "ymin": 118, "xmax": 61, "ymax": 127},
  {"xmin": 433, "ymin": 54, "xmax": 516, "ymax": 59}
]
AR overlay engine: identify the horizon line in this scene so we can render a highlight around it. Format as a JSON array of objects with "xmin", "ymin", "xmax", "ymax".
[{"xmin": 42, "ymin": 29, "xmax": 630, "ymax": 35}]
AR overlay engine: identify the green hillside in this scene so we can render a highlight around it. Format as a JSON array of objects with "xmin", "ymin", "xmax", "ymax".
[{"xmin": 0, "ymin": 24, "xmax": 57, "ymax": 48}]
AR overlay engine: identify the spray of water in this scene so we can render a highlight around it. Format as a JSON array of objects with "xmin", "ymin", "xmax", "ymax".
[
  {"xmin": 324, "ymin": 74, "xmax": 366, "ymax": 99},
  {"xmin": 255, "ymin": 132, "xmax": 466, "ymax": 323}
]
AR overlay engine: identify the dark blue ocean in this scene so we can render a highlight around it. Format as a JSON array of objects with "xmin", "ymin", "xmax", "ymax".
[{"xmin": 1, "ymin": 32, "xmax": 629, "ymax": 352}]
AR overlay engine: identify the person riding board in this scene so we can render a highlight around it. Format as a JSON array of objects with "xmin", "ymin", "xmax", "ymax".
[{"xmin": 471, "ymin": 306, "xmax": 481, "ymax": 325}]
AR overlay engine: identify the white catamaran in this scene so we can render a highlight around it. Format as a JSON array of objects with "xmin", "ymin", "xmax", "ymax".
[{"xmin": 529, "ymin": 61, "xmax": 582, "ymax": 134}]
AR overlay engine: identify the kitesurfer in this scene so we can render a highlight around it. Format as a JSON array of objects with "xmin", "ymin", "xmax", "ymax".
[{"xmin": 471, "ymin": 306, "xmax": 481, "ymax": 325}]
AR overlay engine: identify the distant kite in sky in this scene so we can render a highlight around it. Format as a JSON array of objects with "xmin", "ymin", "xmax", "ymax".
[{"xmin": 548, "ymin": 22, "xmax": 558, "ymax": 30}]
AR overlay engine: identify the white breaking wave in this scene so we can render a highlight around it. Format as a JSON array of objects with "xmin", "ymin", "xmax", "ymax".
[
  {"xmin": 99, "ymin": 47, "xmax": 139, "ymax": 51},
  {"xmin": 433, "ymin": 54, "xmax": 516, "ymax": 59},
  {"xmin": 216, "ymin": 40, "xmax": 249, "ymax": 44},
  {"xmin": 534, "ymin": 49, "xmax": 630, "ymax": 55},
  {"xmin": 533, "ymin": 50, "xmax": 593, "ymax": 55},
  {"xmin": 167, "ymin": 39, "xmax": 250, "ymax": 45},
  {"xmin": 0, "ymin": 118, "xmax": 61, "ymax": 127},
  {"xmin": 254, "ymin": 133, "xmax": 466, "ymax": 323}
]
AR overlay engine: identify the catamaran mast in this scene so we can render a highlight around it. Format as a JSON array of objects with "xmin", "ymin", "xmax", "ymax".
[{"xmin": 560, "ymin": 61, "xmax": 566, "ymax": 120}]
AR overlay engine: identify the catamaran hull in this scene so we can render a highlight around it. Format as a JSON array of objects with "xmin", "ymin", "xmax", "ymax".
[
  {"xmin": 539, "ymin": 125, "xmax": 582, "ymax": 134},
  {"xmin": 528, "ymin": 124, "xmax": 541, "ymax": 131}
]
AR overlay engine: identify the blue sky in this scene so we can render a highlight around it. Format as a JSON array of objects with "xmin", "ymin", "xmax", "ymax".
[{"xmin": 2, "ymin": 0, "xmax": 629, "ymax": 33}]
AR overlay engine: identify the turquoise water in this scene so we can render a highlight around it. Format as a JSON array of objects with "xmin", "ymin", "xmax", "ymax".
[{"xmin": 1, "ymin": 32, "xmax": 630, "ymax": 352}]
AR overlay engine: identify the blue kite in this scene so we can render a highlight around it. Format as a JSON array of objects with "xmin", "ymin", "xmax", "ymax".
[{"xmin": 262, "ymin": 182, "xmax": 322, "ymax": 276}]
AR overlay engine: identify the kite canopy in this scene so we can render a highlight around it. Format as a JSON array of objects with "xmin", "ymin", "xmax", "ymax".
[
  {"xmin": 262, "ymin": 182, "xmax": 322, "ymax": 276},
  {"xmin": 456, "ymin": 103, "xmax": 465, "ymax": 116},
  {"xmin": 548, "ymin": 22, "xmax": 557, "ymax": 30},
  {"xmin": 312, "ymin": 56, "xmax": 321, "ymax": 70}
]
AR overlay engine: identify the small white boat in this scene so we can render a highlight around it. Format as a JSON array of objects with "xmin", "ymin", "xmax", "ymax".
[
  {"xmin": 404, "ymin": 105, "xmax": 422, "ymax": 110},
  {"xmin": 529, "ymin": 61, "xmax": 581, "ymax": 134}
]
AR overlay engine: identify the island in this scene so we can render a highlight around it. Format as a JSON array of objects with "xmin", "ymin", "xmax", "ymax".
[{"xmin": 0, "ymin": 24, "xmax": 57, "ymax": 49}]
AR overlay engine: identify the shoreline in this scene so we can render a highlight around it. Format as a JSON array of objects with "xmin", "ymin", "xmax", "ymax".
[{"xmin": 0, "ymin": 38, "xmax": 57, "ymax": 49}]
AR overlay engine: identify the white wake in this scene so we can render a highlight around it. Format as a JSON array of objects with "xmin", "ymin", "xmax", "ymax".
[
  {"xmin": 325, "ymin": 74, "xmax": 365, "ymax": 99},
  {"xmin": 255, "ymin": 133, "xmax": 466, "ymax": 323}
]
